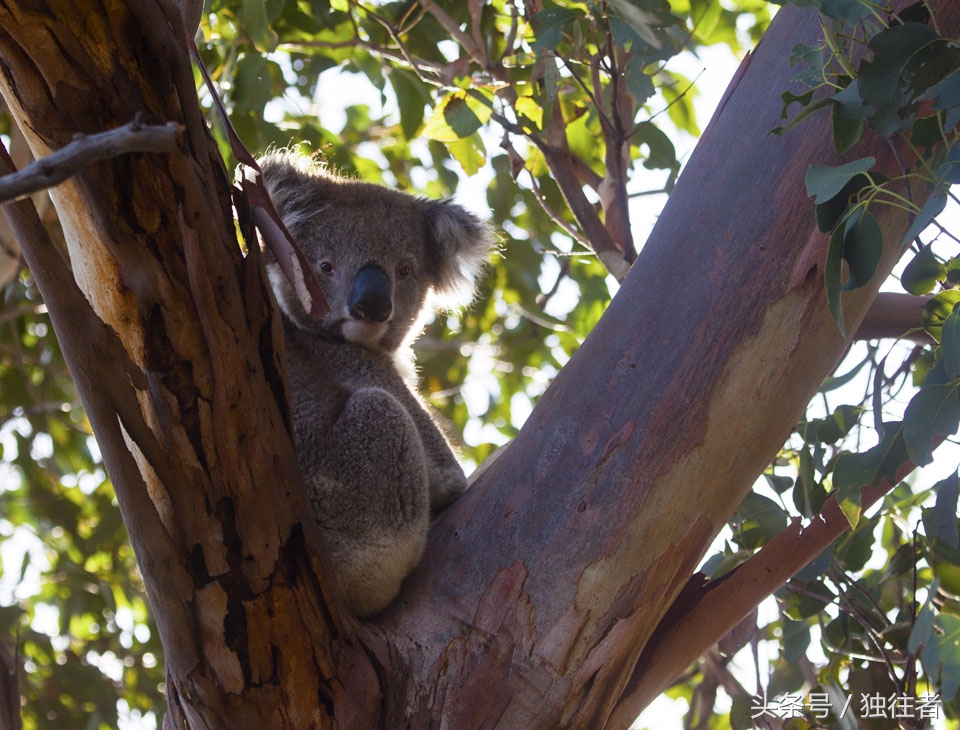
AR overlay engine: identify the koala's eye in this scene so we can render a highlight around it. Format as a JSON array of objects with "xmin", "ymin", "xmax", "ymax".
[
  {"xmin": 318, "ymin": 261, "xmax": 334, "ymax": 275},
  {"xmin": 396, "ymin": 263, "xmax": 412, "ymax": 279}
]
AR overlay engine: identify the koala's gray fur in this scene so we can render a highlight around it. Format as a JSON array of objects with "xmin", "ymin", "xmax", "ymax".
[{"xmin": 258, "ymin": 152, "xmax": 492, "ymax": 616}]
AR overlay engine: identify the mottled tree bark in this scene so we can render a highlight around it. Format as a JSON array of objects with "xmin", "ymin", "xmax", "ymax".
[
  {"xmin": 0, "ymin": 1, "xmax": 956, "ymax": 729},
  {"xmin": 0, "ymin": 2, "xmax": 382, "ymax": 728}
]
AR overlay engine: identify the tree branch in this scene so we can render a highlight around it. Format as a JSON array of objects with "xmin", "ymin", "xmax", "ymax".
[
  {"xmin": 853, "ymin": 292, "xmax": 932, "ymax": 343},
  {"xmin": 542, "ymin": 100, "xmax": 631, "ymax": 280},
  {"xmin": 0, "ymin": 120, "xmax": 181, "ymax": 203},
  {"xmin": 417, "ymin": 0, "xmax": 482, "ymax": 61},
  {"xmin": 607, "ymin": 456, "xmax": 920, "ymax": 729}
]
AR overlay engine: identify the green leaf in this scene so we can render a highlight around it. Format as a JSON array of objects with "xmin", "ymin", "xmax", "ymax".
[
  {"xmin": 903, "ymin": 384, "xmax": 960, "ymax": 466},
  {"xmin": 902, "ymin": 188, "xmax": 948, "ymax": 245},
  {"xmin": 634, "ymin": 121, "xmax": 679, "ymax": 172},
  {"xmin": 901, "ymin": 244, "xmax": 945, "ymax": 295},
  {"xmin": 833, "ymin": 78, "xmax": 874, "ymax": 121},
  {"xmin": 531, "ymin": 7, "xmax": 579, "ymax": 52},
  {"xmin": 814, "ymin": 172, "xmax": 870, "ymax": 233},
  {"xmin": 832, "ymin": 427, "xmax": 907, "ymax": 528},
  {"xmin": 923, "ymin": 289, "xmax": 960, "ymax": 342},
  {"xmin": 624, "ymin": 56, "xmax": 656, "ymax": 105},
  {"xmin": 388, "ymin": 68, "xmax": 431, "ymax": 140},
  {"xmin": 447, "ymin": 133, "xmax": 487, "ymax": 176},
  {"xmin": 817, "ymin": 0, "xmax": 872, "ymax": 23},
  {"xmin": 780, "ymin": 579, "xmax": 834, "ymax": 620},
  {"xmin": 832, "ymin": 102, "xmax": 863, "ymax": 153},
  {"xmin": 909, "ymin": 584, "xmax": 937, "ymax": 655},
  {"xmin": 773, "ymin": 95, "xmax": 833, "ymax": 136},
  {"xmin": 944, "ymin": 309, "xmax": 960, "ymax": 380},
  {"xmin": 731, "ymin": 492, "xmax": 789, "ymax": 549},
  {"xmin": 919, "ymin": 613, "xmax": 960, "ymax": 701},
  {"xmin": 804, "ymin": 157, "xmax": 875, "ymax": 204},
  {"xmin": 240, "ymin": 0, "xmax": 279, "ymax": 51},
  {"xmin": 935, "ymin": 145, "xmax": 960, "ymax": 185},
  {"xmin": 841, "ymin": 207, "xmax": 882, "ymax": 290},
  {"xmin": 423, "ymin": 90, "xmax": 493, "ymax": 142},
  {"xmin": 934, "ymin": 473, "xmax": 960, "ymax": 550},
  {"xmin": 782, "ymin": 617, "xmax": 811, "ymax": 662},
  {"xmin": 931, "ymin": 68, "xmax": 960, "ymax": 111},
  {"xmin": 514, "ymin": 96, "xmax": 543, "ymax": 132},
  {"xmin": 730, "ymin": 694, "xmax": 755, "ymax": 730},
  {"xmin": 607, "ymin": 0, "xmax": 664, "ymax": 49},
  {"xmin": 859, "ymin": 22, "xmax": 941, "ymax": 136},
  {"xmin": 824, "ymin": 223, "xmax": 846, "ymax": 337}
]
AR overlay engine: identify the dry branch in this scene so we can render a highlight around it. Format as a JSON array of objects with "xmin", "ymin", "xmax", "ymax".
[{"xmin": 0, "ymin": 120, "xmax": 180, "ymax": 203}]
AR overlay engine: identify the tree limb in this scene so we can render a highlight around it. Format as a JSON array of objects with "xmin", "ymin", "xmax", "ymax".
[
  {"xmin": 0, "ymin": 120, "xmax": 181, "ymax": 203},
  {"xmin": 607, "ymin": 458, "xmax": 917, "ymax": 729},
  {"xmin": 380, "ymin": 4, "xmax": 960, "ymax": 727},
  {"xmin": 417, "ymin": 0, "xmax": 483, "ymax": 61},
  {"xmin": 853, "ymin": 292, "xmax": 932, "ymax": 343}
]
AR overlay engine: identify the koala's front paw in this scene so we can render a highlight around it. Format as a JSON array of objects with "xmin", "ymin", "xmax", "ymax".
[{"xmin": 429, "ymin": 463, "xmax": 467, "ymax": 515}]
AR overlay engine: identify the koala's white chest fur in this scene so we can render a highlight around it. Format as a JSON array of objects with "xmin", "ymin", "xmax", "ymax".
[{"xmin": 259, "ymin": 151, "xmax": 492, "ymax": 616}]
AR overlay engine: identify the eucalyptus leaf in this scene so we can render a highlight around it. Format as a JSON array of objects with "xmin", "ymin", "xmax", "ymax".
[
  {"xmin": 804, "ymin": 157, "xmax": 875, "ymax": 204},
  {"xmin": 606, "ymin": 0, "xmax": 664, "ymax": 48},
  {"xmin": 923, "ymin": 289, "xmax": 960, "ymax": 342},
  {"xmin": 859, "ymin": 22, "xmax": 941, "ymax": 136},
  {"xmin": 832, "ymin": 427, "xmax": 907, "ymax": 528},
  {"xmin": 903, "ymin": 384, "xmax": 960, "ymax": 466},
  {"xmin": 901, "ymin": 244, "xmax": 945, "ymax": 295},
  {"xmin": 531, "ymin": 7, "xmax": 580, "ymax": 52},
  {"xmin": 831, "ymin": 103, "xmax": 863, "ymax": 154},
  {"xmin": 824, "ymin": 223, "xmax": 846, "ymax": 337},
  {"xmin": 946, "ymin": 309, "xmax": 960, "ymax": 380},
  {"xmin": 841, "ymin": 206, "xmax": 882, "ymax": 290},
  {"xmin": 388, "ymin": 68, "xmax": 431, "ymax": 140},
  {"xmin": 817, "ymin": 0, "xmax": 872, "ymax": 23},
  {"xmin": 931, "ymin": 68, "xmax": 960, "ymax": 110},
  {"xmin": 934, "ymin": 473, "xmax": 960, "ymax": 550},
  {"xmin": 814, "ymin": 172, "xmax": 870, "ymax": 233},
  {"xmin": 902, "ymin": 188, "xmax": 947, "ymax": 246},
  {"xmin": 624, "ymin": 57, "xmax": 656, "ymax": 105}
]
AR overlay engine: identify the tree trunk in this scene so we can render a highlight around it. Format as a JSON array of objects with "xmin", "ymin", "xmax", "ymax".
[
  {"xmin": 0, "ymin": 1, "xmax": 956, "ymax": 729},
  {"xmin": 0, "ymin": 2, "xmax": 382, "ymax": 727}
]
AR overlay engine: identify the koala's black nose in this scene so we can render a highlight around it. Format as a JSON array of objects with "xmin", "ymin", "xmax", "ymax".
[{"xmin": 349, "ymin": 265, "xmax": 393, "ymax": 323}]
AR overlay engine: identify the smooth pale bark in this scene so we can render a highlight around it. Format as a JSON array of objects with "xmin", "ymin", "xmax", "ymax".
[{"xmin": 0, "ymin": 1, "xmax": 956, "ymax": 729}]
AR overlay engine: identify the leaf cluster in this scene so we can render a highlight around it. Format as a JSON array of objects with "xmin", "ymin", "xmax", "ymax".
[{"xmin": 0, "ymin": 269, "xmax": 163, "ymax": 730}]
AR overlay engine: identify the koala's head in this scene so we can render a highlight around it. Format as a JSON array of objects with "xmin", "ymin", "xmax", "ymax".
[{"xmin": 258, "ymin": 152, "xmax": 493, "ymax": 352}]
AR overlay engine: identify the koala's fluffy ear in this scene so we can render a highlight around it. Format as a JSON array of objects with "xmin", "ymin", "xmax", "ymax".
[
  {"xmin": 257, "ymin": 152, "xmax": 330, "ymax": 234},
  {"xmin": 425, "ymin": 200, "xmax": 494, "ymax": 307}
]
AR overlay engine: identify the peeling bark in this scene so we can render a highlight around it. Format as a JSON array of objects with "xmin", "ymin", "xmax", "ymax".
[{"xmin": 0, "ymin": 2, "xmax": 382, "ymax": 727}]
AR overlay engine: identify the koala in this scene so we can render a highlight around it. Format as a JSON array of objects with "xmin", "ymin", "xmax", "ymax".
[{"xmin": 258, "ymin": 152, "xmax": 492, "ymax": 616}]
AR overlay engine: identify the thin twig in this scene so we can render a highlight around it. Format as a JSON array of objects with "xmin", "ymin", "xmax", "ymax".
[
  {"xmin": 282, "ymin": 37, "xmax": 447, "ymax": 80},
  {"xmin": 0, "ymin": 120, "xmax": 181, "ymax": 204},
  {"xmin": 365, "ymin": 7, "xmax": 443, "ymax": 86},
  {"xmin": 417, "ymin": 0, "xmax": 483, "ymax": 60}
]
